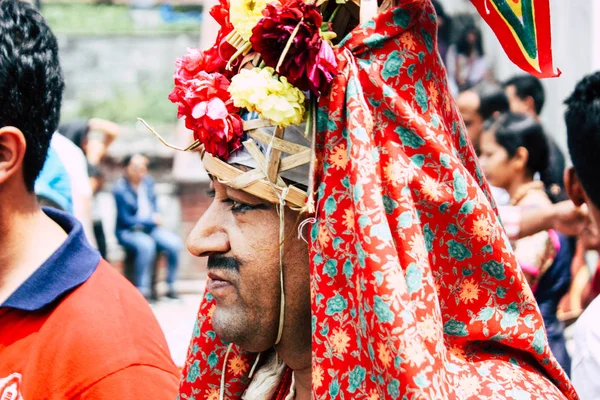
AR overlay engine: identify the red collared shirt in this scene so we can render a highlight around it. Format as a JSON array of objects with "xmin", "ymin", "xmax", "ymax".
[{"xmin": 0, "ymin": 208, "xmax": 179, "ymax": 399}]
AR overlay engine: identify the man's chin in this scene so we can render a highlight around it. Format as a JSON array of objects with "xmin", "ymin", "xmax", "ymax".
[{"xmin": 212, "ymin": 311, "xmax": 275, "ymax": 353}]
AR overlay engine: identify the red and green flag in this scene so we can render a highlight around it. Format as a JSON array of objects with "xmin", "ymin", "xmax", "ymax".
[{"xmin": 470, "ymin": 0, "xmax": 560, "ymax": 78}]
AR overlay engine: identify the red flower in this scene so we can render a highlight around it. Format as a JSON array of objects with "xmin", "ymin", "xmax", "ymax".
[
  {"xmin": 168, "ymin": 71, "xmax": 243, "ymax": 160},
  {"xmin": 250, "ymin": 0, "xmax": 337, "ymax": 95}
]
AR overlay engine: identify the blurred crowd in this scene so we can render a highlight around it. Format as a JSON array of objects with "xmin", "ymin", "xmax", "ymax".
[{"xmin": 2, "ymin": 0, "xmax": 600, "ymax": 398}]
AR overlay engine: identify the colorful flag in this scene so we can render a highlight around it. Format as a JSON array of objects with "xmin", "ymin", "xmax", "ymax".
[{"xmin": 470, "ymin": 0, "xmax": 560, "ymax": 78}]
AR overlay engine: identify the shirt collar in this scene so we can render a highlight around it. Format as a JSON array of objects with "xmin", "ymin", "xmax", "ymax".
[{"xmin": 2, "ymin": 207, "xmax": 101, "ymax": 311}]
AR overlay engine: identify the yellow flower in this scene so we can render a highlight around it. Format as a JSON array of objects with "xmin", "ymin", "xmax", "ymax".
[
  {"xmin": 368, "ymin": 389, "xmax": 380, "ymax": 400},
  {"xmin": 458, "ymin": 374, "xmax": 482, "ymax": 398},
  {"xmin": 206, "ymin": 389, "xmax": 220, "ymax": 400},
  {"xmin": 313, "ymin": 365, "xmax": 324, "ymax": 389},
  {"xmin": 330, "ymin": 327, "xmax": 351, "ymax": 355},
  {"xmin": 329, "ymin": 144, "xmax": 349, "ymax": 170},
  {"xmin": 342, "ymin": 208, "xmax": 355, "ymax": 230},
  {"xmin": 459, "ymin": 278, "xmax": 480, "ymax": 304},
  {"xmin": 228, "ymin": 67, "xmax": 306, "ymax": 127},
  {"xmin": 377, "ymin": 342, "xmax": 392, "ymax": 368},
  {"xmin": 317, "ymin": 225, "xmax": 331, "ymax": 248},
  {"xmin": 207, "ymin": 304, "xmax": 216, "ymax": 324},
  {"xmin": 228, "ymin": 354, "xmax": 249, "ymax": 376},
  {"xmin": 400, "ymin": 31, "xmax": 417, "ymax": 50},
  {"xmin": 230, "ymin": 0, "xmax": 268, "ymax": 40},
  {"xmin": 421, "ymin": 175, "xmax": 442, "ymax": 201},
  {"xmin": 404, "ymin": 340, "xmax": 427, "ymax": 367},
  {"xmin": 472, "ymin": 214, "xmax": 493, "ymax": 241}
]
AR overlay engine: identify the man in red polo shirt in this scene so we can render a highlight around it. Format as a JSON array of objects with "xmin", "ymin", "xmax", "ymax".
[{"xmin": 0, "ymin": 1, "xmax": 179, "ymax": 398}]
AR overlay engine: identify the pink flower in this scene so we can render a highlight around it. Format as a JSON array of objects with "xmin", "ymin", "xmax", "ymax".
[
  {"xmin": 250, "ymin": 0, "xmax": 337, "ymax": 95},
  {"xmin": 168, "ymin": 71, "xmax": 243, "ymax": 160}
]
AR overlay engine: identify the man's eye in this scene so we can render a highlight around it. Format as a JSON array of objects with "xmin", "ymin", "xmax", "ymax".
[{"xmin": 229, "ymin": 201, "xmax": 255, "ymax": 214}]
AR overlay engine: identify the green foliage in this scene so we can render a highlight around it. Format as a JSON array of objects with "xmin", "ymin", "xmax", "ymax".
[
  {"xmin": 42, "ymin": 3, "xmax": 201, "ymax": 35},
  {"xmin": 65, "ymin": 82, "xmax": 178, "ymax": 124}
]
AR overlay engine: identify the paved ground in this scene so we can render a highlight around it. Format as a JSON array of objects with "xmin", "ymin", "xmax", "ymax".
[{"xmin": 151, "ymin": 280, "xmax": 205, "ymax": 368}]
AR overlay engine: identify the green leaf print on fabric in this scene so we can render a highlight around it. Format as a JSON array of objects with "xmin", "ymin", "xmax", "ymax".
[
  {"xmin": 326, "ymin": 294, "xmax": 348, "ymax": 316},
  {"xmin": 444, "ymin": 318, "xmax": 469, "ymax": 337},
  {"xmin": 398, "ymin": 211, "xmax": 413, "ymax": 228},
  {"xmin": 343, "ymin": 259, "xmax": 354, "ymax": 279},
  {"xmin": 501, "ymin": 302, "xmax": 520, "ymax": 329},
  {"xmin": 477, "ymin": 307, "xmax": 495, "ymax": 322},
  {"xmin": 421, "ymin": 27, "xmax": 434, "ymax": 53},
  {"xmin": 415, "ymin": 79, "xmax": 429, "ymax": 113},
  {"xmin": 396, "ymin": 126, "xmax": 425, "ymax": 149},
  {"xmin": 532, "ymin": 328, "xmax": 546, "ymax": 355},
  {"xmin": 411, "ymin": 154, "xmax": 425, "ymax": 167},
  {"xmin": 387, "ymin": 378, "xmax": 401, "ymax": 399},
  {"xmin": 330, "ymin": 377, "xmax": 340, "ymax": 399},
  {"xmin": 453, "ymin": 170, "xmax": 467, "ymax": 202},
  {"xmin": 447, "ymin": 240, "xmax": 472, "ymax": 261},
  {"xmin": 383, "ymin": 195, "xmax": 399, "ymax": 214},
  {"xmin": 363, "ymin": 33, "xmax": 386, "ymax": 48},
  {"xmin": 440, "ymin": 153, "xmax": 451, "ymax": 168},
  {"xmin": 482, "ymin": 260, "xmax": 507, "ymax": 280},
  {"xmin": 382, "ymin": 50, "xmax": 404, "ymax": 81},
  {"xmin": 405, "ymin": 263, "xmax": 423, "ymax": 294},
  {"xmin": 186, "ymin": 360, "xmax": 200, "ymax": 383},
  {"xmin": 423, "ymin": 223, "xmax": 434, "ymax": 251},
  {"xmin": 348, "ymin": 366, "xmax": 367, "ymax": 393},
  {"xmin": 392, "ymin": 8, "xmax": 410, "ymax": 28},
  {"xmin": 207, "ymin": 351, "xmax": 218, "ymax": 370},
  {"xmin": 374, "ymin": 296, "xmax": 395, "ymax": 323},
  {"xmin": 193, "ymin": 320, "xmax": 201, "ymax": 338},
  {"xmin": 459, "ymin": 200, "xmax": 475, "ymax": 215},
  {"xmin": 324, "ymin": 259, "xmax": 338, "ymax": 278}
]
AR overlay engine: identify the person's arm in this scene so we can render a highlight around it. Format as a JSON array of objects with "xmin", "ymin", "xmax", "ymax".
[
  {"xmin": 74, "ymin": 365, "xmax": 179, "ymax": 399},
  {"xmin": 500, "ymin": 201, "xmax": 589, "ymax": 240},
  {"xmin": 85, "ymin": 118, "xmax": 120, "ymax": 165},
  {"xmin": 113, "ymin": 188, "xmax": 156, "ymax": 231}
]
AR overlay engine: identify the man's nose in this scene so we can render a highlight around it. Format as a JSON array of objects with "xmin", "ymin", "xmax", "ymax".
[{"xmin": 186, "ymin": 204, "xmax": 230, "ymax": 258}]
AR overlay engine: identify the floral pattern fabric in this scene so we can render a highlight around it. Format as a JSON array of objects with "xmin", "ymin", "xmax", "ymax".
[{"xmin": 178, "ymin": 1, "xmax": 578, "ymax": 399}]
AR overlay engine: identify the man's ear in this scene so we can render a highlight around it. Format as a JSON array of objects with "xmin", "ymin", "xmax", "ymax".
[
  {"xmin": 525, "ymin": 96, "xmax": 537, "ymax": 115},
  {"xmin": 564, "ymin": 167, "xmax": 586, "ymax": 207},
  {"xmin": 0, "ymin": 126, "xmax": 27, "ymax": 186}
]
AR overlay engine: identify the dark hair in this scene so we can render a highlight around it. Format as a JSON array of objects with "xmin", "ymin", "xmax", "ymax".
[
  {"xmin": 122, "ymin": 153, "xmax": 148, "ymax": 168},
  {"xmin": 0, "ymin": 0, "xmax": 64, "ymax": 191},
  {"xmin": 432, "ymin": 0, "xmax": 451, "ymax": 44},
  {"xmin": 564, "ymin": 71, "xmax": 600, "ymax": 209},
  {"xmin": 475, "ymin": 83, "xmax": 510, "ymax": 121},
  {"xmin": 122, "ymin": 154, "xmax": 133, "ymax": 168},
  {"xmin": 488, "ymin": 112, "xmax": 552, "ymax": 188},
  {"xmin": 503, "ymin": 75, "xmax": 545, "ymax": 115},
  {"xmin": 456, "ymin": 25, "xmax": 484, "ymax": 57}
]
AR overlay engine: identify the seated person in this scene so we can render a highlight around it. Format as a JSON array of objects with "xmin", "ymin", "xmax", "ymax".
[{"xmin": 113, "ymin": 154, "xmax": 182, "ymax": 301}]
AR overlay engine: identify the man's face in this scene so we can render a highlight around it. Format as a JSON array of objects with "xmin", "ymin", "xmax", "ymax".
[
  {"xmin": 126, "ymin": 155, "xmax": 148, "ymax": 185},
  {"xmin": 457, "ymin": 91, "xmax": 484, "ymax": 153},
  {"xmin": 187, "ymin": 179, "xmax": 310, "ymax": 353},
  {"xmin": 505, "ymin": 85, "xmax": 533, "ymax": 117}
]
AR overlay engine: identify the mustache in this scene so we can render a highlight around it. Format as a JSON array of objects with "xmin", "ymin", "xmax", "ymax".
[{"xmin": 207, "ymin": 255, "xmax": 242, "ymax": 272}]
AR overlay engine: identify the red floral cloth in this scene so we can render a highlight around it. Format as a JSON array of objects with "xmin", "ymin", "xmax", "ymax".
[{"xmin": 178, "ymin": 1, "xmax": 577, "ymax": 399}]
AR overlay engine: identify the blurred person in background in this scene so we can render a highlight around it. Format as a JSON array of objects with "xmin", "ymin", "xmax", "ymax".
[
  {"xmin": 564, "ymin": 71, "xmax": 600, "ymax": 398},
  {"xmin": 60, "ymin": 118, "xmax": 120, "ymax": 258},
  {"xmin": 113, "ymin": 154, "xmax": 182, "ymax": 302},
  {"xmin": 447, "ymin": 25, "xmax": 489, "ymax": 92},
  {"xmin": 457, "ymin": 82, "xmax": 510, "ymax": 205},
  {"xmin": 479, "ymin": 112, "xmax": 574, "ymax": 375},
  {"xmin": 432, "ymin": 0, "xmax": 451, "ymax": 66},
  {"xmin": 503, "ymin": 75, "xmax": 567, "ymax": 203},
  {"xmin": 0, "ymin": 1, "xmax": 179, "ymax": 398}
]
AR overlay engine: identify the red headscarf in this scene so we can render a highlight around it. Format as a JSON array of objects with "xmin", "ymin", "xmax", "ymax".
[{"xmin": 178, "ymin": 1, "xmax": 577, "ymax": 399}]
